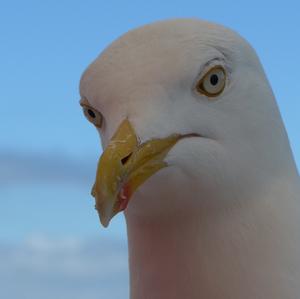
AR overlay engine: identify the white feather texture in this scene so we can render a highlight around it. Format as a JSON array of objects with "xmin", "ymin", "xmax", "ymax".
[{"xmin": 80, "ymin": 19, "xmax": 300, "ymax": 299}]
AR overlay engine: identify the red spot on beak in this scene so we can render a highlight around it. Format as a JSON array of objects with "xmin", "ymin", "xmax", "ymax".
[{"xmin": 117, "ymin": 184, "xmax": 131, "ymax": 211}]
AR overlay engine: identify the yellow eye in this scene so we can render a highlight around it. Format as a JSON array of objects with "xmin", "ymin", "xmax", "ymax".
[
  {"xmin": 82, "ymin": 105, "xmax": 103, "ymax": 128},
  {"xmin": 196, "ymin": 66, "xmax": 226, "ymax": 97}
]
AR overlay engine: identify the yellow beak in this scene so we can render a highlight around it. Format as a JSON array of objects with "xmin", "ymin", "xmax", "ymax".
[{"xmin": 91, "ymin": 119, "xmax": 181, "ymax": 227}]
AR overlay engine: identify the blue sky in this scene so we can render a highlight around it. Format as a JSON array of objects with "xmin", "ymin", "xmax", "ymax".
[{"xmin": 1, "ymin": 0, "xmax": 299, "ymax": 298}]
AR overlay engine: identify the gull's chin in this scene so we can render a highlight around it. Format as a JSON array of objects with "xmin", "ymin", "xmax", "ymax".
[{"xmin": 124, "ymin": 164, "xmax": 198, "ymax": 220}]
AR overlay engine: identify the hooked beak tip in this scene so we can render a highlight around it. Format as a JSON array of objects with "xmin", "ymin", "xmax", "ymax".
[
  {"xmin": 99, "ymin": 215, "xmax": 111, "ymax": 228},
  {"xmin": 95, "ymin": 199, "xmax": 116, "ymax": 228}
]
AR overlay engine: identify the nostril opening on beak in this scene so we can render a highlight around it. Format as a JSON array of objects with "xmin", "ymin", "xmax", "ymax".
[{"xmin": 121, "ymin": 153, "xmax": 132, "ymax": 165}]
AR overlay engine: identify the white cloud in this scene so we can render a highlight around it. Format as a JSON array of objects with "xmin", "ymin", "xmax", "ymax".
[{"xmin": 0, "ymin": 235, "xmax": 129, "ymax": 299}]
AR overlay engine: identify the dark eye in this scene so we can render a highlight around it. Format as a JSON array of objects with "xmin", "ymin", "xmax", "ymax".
[
  {"xmin": 196, "ymin": 66, "xmax": 226, "ymax": 97},
  {"xmin": 82, "ymin": 105, "xmax": 103, "ymax": 128}
]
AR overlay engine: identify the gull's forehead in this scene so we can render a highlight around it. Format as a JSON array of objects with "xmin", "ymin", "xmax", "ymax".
[{"xmin": 79, "ymin": 19, "xmax": 250, "ymax": 105}]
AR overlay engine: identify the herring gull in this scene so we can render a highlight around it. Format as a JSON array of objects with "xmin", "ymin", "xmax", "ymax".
[{"xmin": 79, "ymin": 19, "xmax": 300, "ymax": 299}]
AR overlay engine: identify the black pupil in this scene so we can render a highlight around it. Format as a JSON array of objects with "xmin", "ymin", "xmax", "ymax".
[
  {"xmin": 87, "ymin": 109, "xmax": 96, "ymax": 118},
  {"xmin": 210, "ymin": 74, "xmax": 219, "ymax": 86}
]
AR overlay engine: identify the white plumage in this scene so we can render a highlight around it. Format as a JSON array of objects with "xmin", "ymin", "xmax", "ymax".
[{"xmin": 80, "ymin": 19, "xmax": 300, "ymax": 299}]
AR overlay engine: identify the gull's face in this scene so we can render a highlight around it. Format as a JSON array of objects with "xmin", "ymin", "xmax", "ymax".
[{"xmin": 79, "ymin": 20, "xmax": 277, "ymax": 226}]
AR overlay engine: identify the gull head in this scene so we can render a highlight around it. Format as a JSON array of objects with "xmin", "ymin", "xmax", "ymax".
[{"xmin": 79, "ymin": 19, "xmax": 296, "ymax": 227}]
